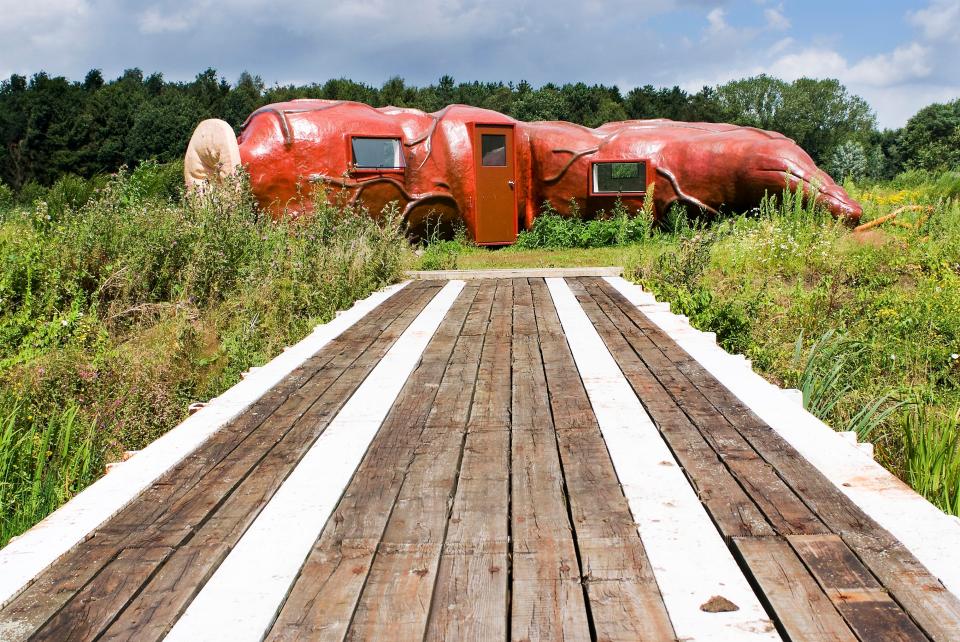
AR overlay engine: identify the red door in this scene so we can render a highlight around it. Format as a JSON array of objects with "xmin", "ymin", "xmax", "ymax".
[{"xmin": 473, "ymin": 125, "xmax": 517, "ymax": 244}]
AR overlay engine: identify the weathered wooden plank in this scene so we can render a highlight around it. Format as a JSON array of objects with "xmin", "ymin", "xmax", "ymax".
[
  {"xmin": 575, "ymin": 277, "xmax": 825, "ymax": 538},
  {"xmin": 256, "ymin": 283, "xmax": 478, "ymax": 642},
  {"xmin": 0, "ymin": 283, "xmax": 435, "ymax": 641},
  {"xmin": 547, "ymin": 277, "xmax": 778, "ymax": 640},
  {"xmin": 342, "ymin": 284, "xmax": 493, "ymax": 640},
  {"xmin": 593, "ymin": 277, "xmax": 960, "ymax": 641},
  {"xmin": 165, "ymin": 282, "xmax": 466, "ymax": 642},
  {"xmin": 35, "ymin": 547, "xmax": 172, "ymax": 642},
  {"xmin": 510, "ymin": 278, "xmax": 591, "ymax": 642},
  {"xmin": 788, "ymin": 535, "xmax": 927, "ymax": 641},
  {"xmin": 733, "ymin": 537, "xmax": 857, "ymax": 642},
  {"xmin": 530, "ymin": 278, "xmax": 676, "ymax": 641},
  {"xmin": 425, "ymin": 280, "xmax": 513, "ymax": 641}
]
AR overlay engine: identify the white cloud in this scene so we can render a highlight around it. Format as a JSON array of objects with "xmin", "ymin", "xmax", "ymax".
[
  {"xmin": 139, "ymin": 7, "xmax": 195, "ymax": 34},
  {"xmin": 0, "ymin": 0, "xmax": 89, "ymax": 29},
  {"xmin": 909, "ymin": 0, "xmax": 960, "ymax": 42},
  {"xmin": 768, "ymin": 37, "xmax": 794, "ymax": 56},
  {"xmin": 0, "ymin": 0, "xmax": 957, "ymax": 132},
  {"xmin": 847, "ymin": 43, "xmax": 932, "ymax": 86},
  {"xmin": 767, "ymin": 48, "xmax": 847, "ymax": 81},
  {"xmin": 764, "ymin": 7, "xmax": 790, "ymax": 31},
  {"xmin": 706, "ymin": 8, "xmax": 730, "ymax": 35},
  {"xmin": 766, "ymin": 42, "xmax": 931, "ymax": 89}
]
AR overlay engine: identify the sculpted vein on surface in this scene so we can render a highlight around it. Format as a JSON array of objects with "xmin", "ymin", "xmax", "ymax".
[{"xmin": 185, "ymin": 100, "xmax": 862, "ymax": 243}]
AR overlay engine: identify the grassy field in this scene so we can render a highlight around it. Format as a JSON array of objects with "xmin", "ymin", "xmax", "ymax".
[
  {"xmin": 412, "ymin": 173, "xmax": 960, "ymax": 515},
  {"xmin": 0, "ymin": 165, "xmax": 405, "ymax": 545}
]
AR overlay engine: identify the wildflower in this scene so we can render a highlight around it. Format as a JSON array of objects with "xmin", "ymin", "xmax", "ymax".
[
  {"xmin": 952, "ymin": 354, "xmax": 959, "ymax": 360},
  {"xmin": 61, "ymin": 319, "xmax": 69, "ymax": 326}
]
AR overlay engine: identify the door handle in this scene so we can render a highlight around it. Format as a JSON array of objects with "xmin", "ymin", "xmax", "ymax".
[{"xmin": 508, "ymin": 180, "xmax": 515, "ymax": 189}]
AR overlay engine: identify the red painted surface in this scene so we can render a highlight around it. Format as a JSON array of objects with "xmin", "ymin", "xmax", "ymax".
[{"xmin": 234, "ymin": 99, "xmax": 862, "ymax": 242}]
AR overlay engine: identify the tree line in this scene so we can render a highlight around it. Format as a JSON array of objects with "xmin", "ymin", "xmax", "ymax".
[{"xmin": 1, "ymin": 69, "xmax": 958, "ymax": 193}]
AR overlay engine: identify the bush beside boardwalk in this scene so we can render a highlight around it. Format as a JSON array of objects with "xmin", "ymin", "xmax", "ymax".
[{"xmin": 0, "ymin": 163, "xmax": 405, "ymax": 545}]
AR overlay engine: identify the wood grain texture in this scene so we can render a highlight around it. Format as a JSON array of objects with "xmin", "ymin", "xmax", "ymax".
[
  {"xmin": 530, "ymin": 278, "xmax": 676, "ymax": 642},
  {"xmin": 575, "ymin": 277, "xmax": 823, "ymax": 538},
  {"xmin": 11, "ymin": 273, "xmax": 960, "ymax": 642},
  {"xmin": 733, "ymin": 537, "xmax": 856, "ymax": 642},
  {"xmin": 39, "ymin": 283, "xmax": 443, "ymax": 642},
  {"xmin": 344, "ymin": 283, "xmax": 491, "ymax": 640},
  {"xmin": 788, "ymin": 535, "xmax": 927, "ymax": 642},
  {"xmin": 592, "ymin": 276, "xmax": 960, "ymax": 641},
  {"xmin": 425, "ymin": 280, "xmax": 513, "ymax": 641},
  {"xmin": 263, "ymin": 283, "xmax": 479, "ymax": 642},
  {"xmin": 510, "ymin": 278, "xmax": 591, "ymax": 642}
]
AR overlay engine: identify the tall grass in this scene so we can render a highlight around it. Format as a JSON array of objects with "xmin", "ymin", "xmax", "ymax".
[
  {"xmin": 0, "ymin": 403, "xmax": 96, "ymax": 543},
  {"xmin": 902, "ymin": 408, "xmax": 960, "ymax": 515},
  {"xmin": 792, "ymin": 330, "xmax": 906, "ymax": 441},
  {"xmin": 0, "ymin": 164, "xmax": 405, "ymax": 545}
]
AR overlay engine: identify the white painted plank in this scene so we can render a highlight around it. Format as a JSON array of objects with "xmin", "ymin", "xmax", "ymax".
[
  {"xmin": 546, "ymin": 278, "xmax": 779, "ymax": 641},
  {"xmin": 604, "ymin": 275, "xmax": 960, "ymax": 599},
  {"xmin": 0, "ymin": 281, "xmax": 410, "ymax": 610},
  {"xmin": 165, "ymin": 280, "xmax": 465, "ymax": 642}
]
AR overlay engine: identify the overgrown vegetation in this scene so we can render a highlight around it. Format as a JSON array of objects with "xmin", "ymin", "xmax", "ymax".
[
  {"xmin": 514, "ymin": 197, "xmax": 655, "ymax": 249},
  {"xmin": 0, "ymin": 164, "xmax": 405, "ymax": 545},
  {"xmin": 412, "ymin": 175, "xmax": 960, "ymax": 515}
]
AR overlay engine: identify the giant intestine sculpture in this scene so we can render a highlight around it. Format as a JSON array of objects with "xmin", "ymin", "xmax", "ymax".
[{"xmin": 184, "ymin": 99, "xmax": 862, "ymax": 244}]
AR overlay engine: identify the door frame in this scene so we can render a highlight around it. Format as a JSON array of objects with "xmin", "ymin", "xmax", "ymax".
[{"xmin": 470, "ymin": 122, "xmax": 519, "ymax": 245}]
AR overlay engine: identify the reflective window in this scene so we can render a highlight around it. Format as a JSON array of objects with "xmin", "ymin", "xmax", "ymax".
[
  {"xmin": 351, "ymin": 137, "xmax": 404, "ymax": 169},
  {"xmin": 481, "ymin": 134, "xmax": 507, "ymax": 166},
  {"xmin": 593, "ymin": 161, "xmax": 646, "ymax": 193}
]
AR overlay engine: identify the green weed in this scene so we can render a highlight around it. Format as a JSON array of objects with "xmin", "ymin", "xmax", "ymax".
[{"xmin": 902, "ymin": 407, "xmax": 960, "ymax": 515}]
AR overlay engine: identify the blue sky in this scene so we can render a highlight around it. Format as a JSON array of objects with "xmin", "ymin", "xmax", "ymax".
[{"xmin": 2, "ymin": 0, "xmax": 958, "ymax": 129}]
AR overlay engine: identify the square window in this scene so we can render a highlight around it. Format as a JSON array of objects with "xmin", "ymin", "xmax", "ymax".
[
  {"xmin": 351, "ymin": 137, "xmax": 404, "ymax": 169},
  {"xmin": 593, "ymin": 161, "xmax": 646, "ymax": 194},
  {"xmin": 481, "ymin": 134, "xmax": 507, "ymax": 166}
]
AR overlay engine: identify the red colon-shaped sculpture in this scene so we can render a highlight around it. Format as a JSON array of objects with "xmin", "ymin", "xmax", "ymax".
[{"xmin": 184, "ymin": 99, "xmax": 861, "ymax": 244}]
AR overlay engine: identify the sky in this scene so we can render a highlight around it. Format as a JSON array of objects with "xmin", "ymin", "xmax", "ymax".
[{"xmin": 1, "ymin": 0, "xmax": 958, "ymax": 129}]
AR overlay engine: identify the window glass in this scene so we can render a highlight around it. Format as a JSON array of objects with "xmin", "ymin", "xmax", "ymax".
[
  {"xmin": 593, "ymin": 161, "xmax": 646, "ymax": 193},
  {"xmin": 481, "ymin": 134, "xmax": 507, "ymax": 166},
  {"xmin": 351, "ymin": 137, "xmax": 404, "ymax": 169}
]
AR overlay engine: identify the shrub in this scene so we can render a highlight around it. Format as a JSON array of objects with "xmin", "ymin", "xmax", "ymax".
[
  {"xmin": 0, "ymin": 182, "xmax": 12, "ymax": 212},
  {"xmin": 515, "ymin": 198, "xmax": 653, "ymax": 249},
  {"xmin": 16, "ymin": 181, "xmax": 47, "ymax": 207}
]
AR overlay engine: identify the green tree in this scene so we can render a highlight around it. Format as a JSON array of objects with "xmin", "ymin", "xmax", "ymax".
[
  {"xmin": 511, "ymin": 86, "xmax": 565, "ymax": 121},
  {"xmin": 715, "ymin": 75, "xmax": 875, "ymax": 163},
  {"xmin": 223, "ymin": 72, "xmax": 264, "ymax": 131},
  {"xmin": 127, "ymin": 91, "xmax": 204, "ymax": 163},
  {"xmin": 898, "ymin": 99, "xmax": 960, "ymax": 172},
  {"xmin": 828, "ymin": 140, "xmax": 868, "ymax": 181}
]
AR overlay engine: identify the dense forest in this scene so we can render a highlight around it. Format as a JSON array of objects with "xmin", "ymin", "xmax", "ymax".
[{"xmin": 2, "ymin": 69, "xmax": 959, "ymax": 196}]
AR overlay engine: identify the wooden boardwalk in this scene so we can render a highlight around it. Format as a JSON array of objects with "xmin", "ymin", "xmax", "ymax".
[{"xmin": 2, "ymin": 276, "xmax": 960, "ymax": 641}]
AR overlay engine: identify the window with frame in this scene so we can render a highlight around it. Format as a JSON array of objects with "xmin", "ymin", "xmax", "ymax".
[
  {"xmin": 351, "ymin": 137, "xmax": 404, "ymax": 170},
  {"xmin": 481, "ymin": 134, "xmax": 507, "ymax": 166},
  {"xmin": 592, "ymin": 161, "xmax": 646, "ymax": 194}
]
